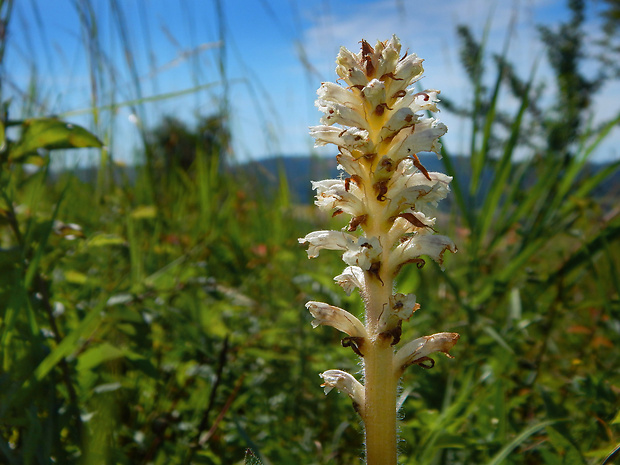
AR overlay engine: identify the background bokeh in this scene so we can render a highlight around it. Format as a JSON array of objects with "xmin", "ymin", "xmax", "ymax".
[{"xmin": 1, "ymin": 1, "xmax": 619, "ymax": 464}]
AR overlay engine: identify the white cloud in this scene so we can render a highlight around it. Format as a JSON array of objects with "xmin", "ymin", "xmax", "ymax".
[{"xmin": 288, "ymin": 0, "xmax": 619, "ymax": 161}]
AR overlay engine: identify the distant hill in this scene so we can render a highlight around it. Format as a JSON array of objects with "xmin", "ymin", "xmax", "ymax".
[
  {"xmin": 235, "ymin": 153, "xmax": 461, "ymax": 204},
  {"xmin": 236, "ymin": 154, "xmax": 619, "ymax": 209},
  {"xmin": 50, "ymin": 154, "xmax": 619, "ymax": 207},
  {"xmin": 234, "ymin": 155, "xmax": 337, "ymax": 203}
]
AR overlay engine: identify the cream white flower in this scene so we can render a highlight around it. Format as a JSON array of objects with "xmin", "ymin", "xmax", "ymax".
[
  {"xmin": 394, "ymin": 332, "xmax": 460, "ymax": 373},
  {"xmin": 361, "ymin": 78, "xmax": 387, "ymax": 110},
  {"xmin": 306, "ymin": 301, "xmax": 368, "ymax": 338},
  {"xmin": 374, "ymin": 36, "xmax": 401, "ymax": 79},
  {"xmin": 378, "ymin": 292, "xmax": 419, "ymax": 332},
  {"xmin": 378, "ymin": 108, "xmax": 421, "ymax": 141},
  {"xmin": 309, "ymin": 126, "xmax": 372, "ymax": 152},
  {"xmin": 392, "ymin": 53, "xmax": 424, "ymax": 90},
  {"xmin": 312, "ymin": 179, "xmax": 364, "ymax": 216},
  {"xmin": 388, "ymin": 211, "xmax": 435, "ymax": 235},
  {"xmin": 317, "ymin": 81, "xmax": 361, "ymax": 107},
  {"xmin": 387, "ymin": 229, "xmax": 457, "ymax": 272},
  {"xmin": 319, "ymin": 370, "xmax": 365, "ymax": 412},
  {"xmin": 386, "ymin": 161, "xmax": 452, "ymax": 216},
  {"xmin": 298, "ymin": 230, "xmax": 355, "ymax": 258},
  {"xmin": 391, "ymin": 89, "xmax": 442, "ymax": 115},
  {"xmin": 335, "ymin": 47, "xmax": 368, "ymax": 86},
  {"xmin": 317, "ymin": 99, "xmax": 368, "ymax": 129},
  {"xmin": 299, "ymin": 231, "xmax": 381, "ymax": 271},
  {"xmin": 389, "ymin": 293, "xmax": 418, "ymax": 320},
  {"xmin": 342, "ymin": 236, "xmax": 382, "ymax": 270},
  {"xmin": 334, "ymin": 266, "xmax": 367, "ymax": 296},
  {"xmin": 385, "ymin": 118, "xmax": 447, "ymax": 162},
  {"xmin": 336, "ymin": 149, "xmax": 366, "ymax": 178}
]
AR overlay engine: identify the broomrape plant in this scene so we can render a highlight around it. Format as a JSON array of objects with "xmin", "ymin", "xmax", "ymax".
[{"xmin": 299, "ymin": 36, "xmax": 459, "ymax": 464}]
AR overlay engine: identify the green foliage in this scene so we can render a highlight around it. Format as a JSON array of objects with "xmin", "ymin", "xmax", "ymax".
[
  {"xmin": 244, "ymin": 449, "xmax": 264, "ymax": 465},
  {"xmin": 393, "ymin": 7, "xmax": 620, "ymax": 465},
  {"xmin": 8, "ymin": 118, "xmax": 103, "ymax": 162},
  {"xmin": 146, "ymin": 114, "xmax": 230, "ymax": 173},
  {"xmin": 538, "ymin": 0, "xmax": 604, "ymax": 156}
]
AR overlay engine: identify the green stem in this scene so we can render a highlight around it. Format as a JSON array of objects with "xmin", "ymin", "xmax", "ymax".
[
  {"xmin": 357, "ymin": 146, "xmax": 401, "ymax": 464},
  {"xmin": 364, "ymin": 335, "xmax": 398, "ymax": 465},
  {"xmin": 363, "ymin": 246, "xmax": 398, "ymax": 464}
]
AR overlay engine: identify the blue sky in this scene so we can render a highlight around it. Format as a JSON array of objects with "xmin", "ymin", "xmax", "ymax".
[{"xmin": 5, "ymin": 0, "xmax": 619, "ymax": 165}]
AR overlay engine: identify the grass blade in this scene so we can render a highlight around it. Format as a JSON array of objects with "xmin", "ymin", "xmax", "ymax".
[{"xmin": 485, "ymin": 420, "xmax": 556, "ymax": 465}]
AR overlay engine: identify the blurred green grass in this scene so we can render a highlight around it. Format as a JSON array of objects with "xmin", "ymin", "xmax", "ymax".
[{"xmin": 1, "ymin": 0, "xmax": 619, "ymax": 464}]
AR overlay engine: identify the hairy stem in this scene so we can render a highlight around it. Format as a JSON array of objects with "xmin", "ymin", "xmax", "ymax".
[
  {"xmin": 364, "ymin": 334, "xmax": 397, "ymax": 464},
  {"xmin": 363, "ymin": 204, "xmax": 398, "ymax": 464}
]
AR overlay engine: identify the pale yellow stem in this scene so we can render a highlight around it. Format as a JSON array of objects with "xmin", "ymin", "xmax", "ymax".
[
  {"xmin": 363, "ymin": 325, "xmax": 398, "ymax": 465},
  {"xmin": 362, "ymin": 191, "xmax": 399, "ymax": 465}
]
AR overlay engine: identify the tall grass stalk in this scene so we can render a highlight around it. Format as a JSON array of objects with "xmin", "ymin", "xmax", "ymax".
[{"xmin": 404, "ymin": 12, "xmax": 620, "ymax": 464}]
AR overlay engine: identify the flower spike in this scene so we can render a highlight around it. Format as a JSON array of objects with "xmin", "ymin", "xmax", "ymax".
[{"xmin": 299, "ymin": 36, "xmax": 459, "ymax": 465}]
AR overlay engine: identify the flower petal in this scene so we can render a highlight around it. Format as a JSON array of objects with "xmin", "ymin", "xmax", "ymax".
[
  {"xmin": 336, "ymin": 149, "xmax": 366, "ymax": 178},
  {"xmin": 385, "ymin": 118, "xmax": 447, "ymax": 161},
  {"xmin": 387, "ymin": 231, "xmax": 456, "ymax": 271},
  {"xmin": 342, "ymin": 236, "xmax": 382, "ymax": 270},
  {"xmin": 392, "ymin": 89, "xmax": 442, "ymax": 114},
  {"xmin": 306, "ymin": 301, "xmax": 368, "ymax": 338},
  {"xmin": 375, "ymin": 35, "xmax": 401, "ymax": 79},
  {"xmin": 378, "ymin": 292, "xmax": 419, "ymax": 333},
  {"xmin": 319, "ymin": 369, "xmax": 365, "ymax": 412},
  {"xmin": 394, "ymin": 332, "xmax": 460, "ymax": 373},
  {"xmin": 378, "ymin": 107, "xmax": 420, "ymax": 141},
  {"xmin": 362, "ymin": 79, "xmax": 386, "ymax": 110},
  {"xmin": 386, "ymin": 212, "xmax": 436, "ymax": 247},
  {"xmin": 387, "ymin": 160, "xmax": 452, "ymax": 216},
  {"xmin": 310, "ymin": 126, "xmax": 371, "ymax": 152},
  {"xmin": 390, "ymin": 293, "xmax": 418, "ymax": 320},
  {"xmin": 312, "ymin": 179, "xmax": 364, "ymax": 216},
  {"xmin": 299, "ymin": 231, "xmax": 382, "ymax": 270},
  {"xmin": 391, "ymin": 53, "xmax": 424, "ymax": 92},
  {"xmin": 298, "ymin": 230, "xmax": 356, "ymax": 258},
  {"xmin": 317, "ymin": 99, "xmax": 368, "ymax": 129},
  {"xmin": 334, "ymin": 265, "xmax": 367, "ymax": 296},
  {"xmin": 335, "ymin": 47, "xmax": 367, "ymax": 87},
  {"xmin": 317, "ymin": 81, "xmax": 360, "ymax": 107}
]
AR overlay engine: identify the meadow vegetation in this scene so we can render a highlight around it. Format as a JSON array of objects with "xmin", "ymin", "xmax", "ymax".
[{"xmin": 1, "ymin": 0, "xmax": 619, "ymax": 464}]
